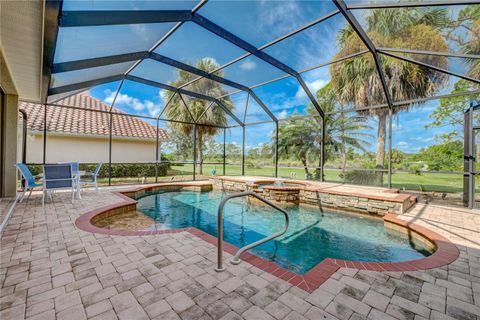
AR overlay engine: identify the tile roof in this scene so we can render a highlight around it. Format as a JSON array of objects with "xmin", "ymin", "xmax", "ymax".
[{"xmin": 19, "ymin": 92, "xmax": 169, "ymax": 141}]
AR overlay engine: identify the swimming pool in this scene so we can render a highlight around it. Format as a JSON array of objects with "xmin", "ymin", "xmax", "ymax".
[{"xmin": 137, "ymin": 190, "xmax": 432, "ymax": 274}]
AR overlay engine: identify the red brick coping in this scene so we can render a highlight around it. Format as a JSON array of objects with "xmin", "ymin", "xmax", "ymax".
[{"xmin": 75, "ymin": 185, "xmax": 459, "ymax": 293}]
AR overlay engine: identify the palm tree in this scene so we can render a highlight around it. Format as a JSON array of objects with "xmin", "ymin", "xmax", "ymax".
[
  {"xmin": 445, "ymin": 5, "xmax": 480, "ymax": 80},
  {"xmin": 317, "ymin": 84, "xmax": 372, "ymax": 177},
  {"xmin": 330, "ymin": 8, "xmax": 449, "ymax": 185},
  {"xmin": 463, "ymin": 11, "xmax": 480, "ymax": 80},
  {"xmin": 164, "ymin": 58, "xmax": 233, "ymax": 175},
  {"xmin": 277, "ymin": 117, "xmax": 320, "ymax": 177},
  {"xmin": 276, "ymin": 83, "xmax": 371, "ymax": 179}
]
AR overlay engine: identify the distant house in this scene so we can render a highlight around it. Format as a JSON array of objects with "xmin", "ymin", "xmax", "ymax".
[{"xmin": 19, "ymin": 92, "xmax": 169, "ymax": 164}]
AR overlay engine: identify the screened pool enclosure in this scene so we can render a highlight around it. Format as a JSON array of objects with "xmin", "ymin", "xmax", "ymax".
[{"xmin": 33, "ymin": 0, "xmax": 479, "ymax": 203}]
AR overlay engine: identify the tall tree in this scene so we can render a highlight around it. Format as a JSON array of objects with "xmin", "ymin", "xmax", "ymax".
[
  {"xmin": 316, "ymin": 84, "xmax": 372, "ymax": 177},
  {"xmin": 426, "ymin": 5, "xmax": 480, "ymax": 154},
  {"xmin": 331, "ymin": 8, "xmax": 449, "ymax": 185},
  {"xmin": 164, "ymin": 58, "xmax": 233, "ymax": 174},
  {"xmin": 276, "ymin": 117, "xmax": 320, "ymax": 177},
  {"xmin": 444, "ymin": 5, "xmax": 480, "ymax": 80},
  {"xmin": 275, "ymin": 83, "xmax": 371, "ymax": 178},
  {"xmin": 426, "ymin": 80, "xmax": 477, "ymax": 142}
]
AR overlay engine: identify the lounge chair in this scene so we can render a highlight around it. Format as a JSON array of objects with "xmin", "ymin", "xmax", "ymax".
[
  {"xmin": 43, "ymin": 163, "xmax": 75, "ymax": 206},
  {"xmin": 16, "ymin": 163, "xmax": 43, "ymax": 202},
  {"xmin": 80, "ymin": 162, "xmax": 102, "ymax": 191}
]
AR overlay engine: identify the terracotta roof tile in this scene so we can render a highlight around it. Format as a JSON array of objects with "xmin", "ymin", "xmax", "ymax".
[{"xmin": 20, "ymin": 92, "xmax": 169, "ymax": 141}]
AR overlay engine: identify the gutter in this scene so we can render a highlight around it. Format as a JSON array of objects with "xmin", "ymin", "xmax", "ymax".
[{"xmin": 27, "ymin": 130, "xmax": 170, "ymax": 143}]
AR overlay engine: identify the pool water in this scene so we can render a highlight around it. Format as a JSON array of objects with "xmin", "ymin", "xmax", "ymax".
[{"xmin": 137, "ymin": 190, "xmax": 432, "ymax": 274}]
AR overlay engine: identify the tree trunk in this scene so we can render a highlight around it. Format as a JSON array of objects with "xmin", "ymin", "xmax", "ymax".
[
  {"xmin": 301, "ymin": 157, "xmax": 309, "ymax": 176},
  {"xmin": 197, "ymin": 132, "xmax": 203, "ymax": 175},
  {"xmin": 340, "ymin": 148, "xmax": 347, "ymax": 178},
  {"xmin": 315, "ymin": 152, "xmax": 322, "ymax": 180},
  {"xmin": 375, "ymin": 112, "xmax": 387, "ymax": 186}
]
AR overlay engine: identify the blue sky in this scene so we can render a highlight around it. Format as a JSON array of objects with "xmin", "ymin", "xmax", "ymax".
[{"xmin": 59, "ymin": 0, "xmax": 475, "ymax": 154}]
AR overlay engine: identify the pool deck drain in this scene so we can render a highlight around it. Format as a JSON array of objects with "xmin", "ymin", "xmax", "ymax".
[{"xmin": 1, "ymin": 181, "xmax": 479, "ymax": 320}]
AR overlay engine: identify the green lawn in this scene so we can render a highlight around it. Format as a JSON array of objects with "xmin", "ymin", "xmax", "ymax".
[
  {"xmin": 96, "ymin": 164, "xmax": 467, "ymax": 194},
  {"xmin": 390, "ymin": 172, "xmax": 465, "ymax": 193}
]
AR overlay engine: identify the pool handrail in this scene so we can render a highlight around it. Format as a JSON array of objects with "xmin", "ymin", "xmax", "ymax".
[{"xmin": 215, "ymin": 191, "xmax": 289, "ymax": 272}]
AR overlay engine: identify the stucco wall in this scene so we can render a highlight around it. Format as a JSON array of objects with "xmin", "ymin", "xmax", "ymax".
[
  {"xmin": 1, "ymin": 93, "xmax": 19, "ymax": 196},
  {"xmin": 26, "ymin": 133, "xmax": 159, "ymax": 164},
  {"xmin": 1, "ymin": 46, "xmax": 20, "ymax": 196}
]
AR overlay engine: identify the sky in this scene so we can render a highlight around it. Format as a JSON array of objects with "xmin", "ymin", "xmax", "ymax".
[{"xmin": 55, "ymin": 0, "xmax": 475, "ymax": 154}]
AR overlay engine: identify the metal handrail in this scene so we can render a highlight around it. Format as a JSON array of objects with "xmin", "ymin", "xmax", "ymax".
[{"xmin": 215, "ymin": 191, "xmax": 289, "ymax": 272}]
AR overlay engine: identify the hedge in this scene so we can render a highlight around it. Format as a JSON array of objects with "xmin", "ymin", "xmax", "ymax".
[{"xmin": 26, "ymin": 163, "xmax": 169, "ymax": 178}]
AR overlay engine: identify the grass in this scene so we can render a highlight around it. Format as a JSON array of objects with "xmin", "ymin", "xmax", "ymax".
[{"xmin": 98, "ymin": 164, "xmax": 468, "ymax": 194}]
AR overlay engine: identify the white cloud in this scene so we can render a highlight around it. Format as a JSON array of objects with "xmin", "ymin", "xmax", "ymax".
[
  {"xmin": 295, "ymin": 79, "xmax": 327, "ymax": 98},
  {"xmin": 258, "ymin": 0, "xmax": 303, "ymax": 42},
  {"xmin": 396, "ymin": 140, "xmax": 422, "ymax": 153},
  {"xmin": 392, "ymin": 123, "xmax": 403, "ymax": 130},
  {"xmin": 277, "ymin": 110, "xmax": 288, "ymax": 120},
  {"xmin": 104, "ymin": 89, "xmax": 162, "ymax": 117},
  {"xmin": 239, "ymin": 60, "xmax": 256, "ymax": 71},
  {"xmin": 104, "ymin": 90, "xmax": 115, "ymax": 104},
  {"xmin": 130, "ymin": 23, "xmax": 161, "ymax": 43},
  {"xmin": 257, "ymin": 0, "xmax": 345, "ymax": 72},
  {"xmin": 413, "ymin": 136, "xmax": 434, "ymax": 142},
  {"xmin": 244, "ymin": 144, "xmax": 254, "ymax": 151}
]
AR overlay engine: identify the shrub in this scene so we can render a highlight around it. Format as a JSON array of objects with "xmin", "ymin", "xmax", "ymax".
[
  {"xmin": 26, "ymin": 165, "xmax": 43, "ymax": 176},
  {"xmin": 408, "ymin": 164, "xmax": 422, "ymax": 175},
  {"xmin": 245, "ymin": 160, "xmax": 261, "ymax": 169},
  {"xmin": 27, "ymin": 163, "xmax": 170, "ymax": 178}
]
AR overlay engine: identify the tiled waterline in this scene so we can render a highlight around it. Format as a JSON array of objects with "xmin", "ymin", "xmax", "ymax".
[{"xmin": 1, "ymin": 185, "xmax": 479, "ymax": 320}]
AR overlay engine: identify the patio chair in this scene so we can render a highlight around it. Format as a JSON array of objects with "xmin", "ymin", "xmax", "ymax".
[
  {"xmin": 16, "ymin": 163, "xmax": 43, "ymax": 202},
  {"xmin": 80, "ymin": 162, "xmax": 102, "ymax": 191},
  {"xmin": 57, "ymin": 161, "xmax": 79, "ymax": 171},
  {"xmin": 43, "ymin": 163, "xmax": 75, "ymax": 206},
  {"xmin": 71, "ymin": 162, "xmax": 79, "ymax": 173},
  {"xmin": 69, "ymin": 162, "xmax": 81, "ymax": 196}
]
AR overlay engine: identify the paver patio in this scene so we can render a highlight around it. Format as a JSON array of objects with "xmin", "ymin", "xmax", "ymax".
[{"xmin": 1, "ymin": 187, "xmax": 479, "ymax": 320}]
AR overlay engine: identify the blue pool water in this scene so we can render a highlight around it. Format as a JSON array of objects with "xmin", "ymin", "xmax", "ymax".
[{"xmin": 137, "ymin": 190, "xmax": 432, "ymax": 274}]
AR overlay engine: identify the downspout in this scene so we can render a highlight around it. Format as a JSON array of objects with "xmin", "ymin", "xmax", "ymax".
[
  {"xmin": 19, "ymin": 109, "xmax": 27, "ymax": 164},
  {"xmin": 43, "ymin": 105, "xmax": 47, "ymax": 164}
]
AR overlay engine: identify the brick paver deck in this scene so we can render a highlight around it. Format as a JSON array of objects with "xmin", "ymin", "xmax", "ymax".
[
  {"xmin": 0, "ymin": 197, "xmax": 16, "ymax": 229},
  {"xmin": 1, "ymin": 187, "xmax": 479, "ymax": 320}
]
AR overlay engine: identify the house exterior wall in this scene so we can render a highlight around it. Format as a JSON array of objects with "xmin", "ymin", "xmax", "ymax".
[
  {"xmin": 26, "ymin": 133, "xmax": 159, "ymax": 164},
  {"xmin": 1, "ymin": 49, "xmax": 19, "ymax": 197}
]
